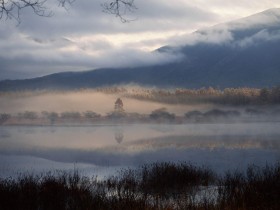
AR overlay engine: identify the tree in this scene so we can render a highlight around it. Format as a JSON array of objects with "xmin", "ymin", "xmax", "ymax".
[
  {"xmin": 0, "ymin": 113, "xmax": 11, "ymax": 124},
  {"xmin": 42, "ymin": 111, "xmax": 59, "ymax": 124},
  {"xmin": 60, "ymin": 111, "xmax": 81, "ymax": 119},
  {"xmin": 0, "ymin": 0, "xmax": 136, "ymax": 23},
  {"xmin": 107, "ymin": 98, "xmax": 126, "ymax": 119},
  {"xmin": 17, "ymin": 111, "xmax": 38, "ymax": 120},
  {"xmin": 271, "ymin": 86, "xmax": 280, "ymax": 103},
  {"xmin": 114, "ymin": 98, "xmax": 125, "ymax": 113},
  {"xmin": 83, "ymin": 111, "xmax": 100, "ymax": 119},
  {"xmin": 150, "ymin": 107, "xmax": 175, "ymax": 122},
  {"xmin": 259, "ymin": 88, "xmax": 270, "ymax": 103}
]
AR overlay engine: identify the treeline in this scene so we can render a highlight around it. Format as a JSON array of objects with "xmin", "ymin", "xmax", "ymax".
[
  {"xmin": 0, "ymin": 162, "xmax": 279, "ymax": 210},
  {"xmin": 1, "ymin": 106, "xmax": 280, "ymax": 125},
  {"xmin": 94, "ymin": 86, "xmax": 280, "ymax": 105},
  {"xmin": 120, "ymin": 87, "xmax": 280, "ymax": 105},
  {"xmin": 0, "ymin": 109, "xmax": 174, "ymax": 125},
  {"xmin": 0, "ymin": 111, "xmax": 101, "ymax": 125},
  {"xmin": 1, "ymin": 86, "xmax": 280, "ymax": 105},
  {"xmin": 93, "ymin": 86, "xmax": 280, "ymax": 105}
]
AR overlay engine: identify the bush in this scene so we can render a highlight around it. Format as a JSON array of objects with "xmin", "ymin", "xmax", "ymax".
[
  {"xmin": 83, "ymin": 111, "xmax": 101, "ymax": 119},
  {"xmin": 0, "ymin": 113, "xmax": 11, "ymax": 124},
  {"xmin": 60, "ymin": 112, "xmax": 81, "ymax": 119},
  {"xmin": 17, "ymin": 111, "xmax": 38, "ymax": 120},
  {"xmin": 42, "ymin": 111, "xmax": 59, "ymax": 124},
  {"xmin": 150, "ymin": 108, "xmax": 175, "ymax": 122}
]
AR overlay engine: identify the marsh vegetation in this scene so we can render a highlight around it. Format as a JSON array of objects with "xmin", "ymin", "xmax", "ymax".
[{"xmin": 0, "ymin": 162, "xmax": 279, "ymax": 210}]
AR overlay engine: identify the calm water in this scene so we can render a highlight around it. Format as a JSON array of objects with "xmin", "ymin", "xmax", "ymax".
[{"xmin": 0, "ymin": 123, "xmax": 280, "ymax": 178}]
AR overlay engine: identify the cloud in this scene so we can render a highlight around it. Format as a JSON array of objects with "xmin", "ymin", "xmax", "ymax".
[
  {"xmin": 0, "ymin": 30, "xmax": 184, "ymax": 79},
  {"xmin": 236, "ymin": 29, "xmax": 280, "ymax": 48},
  {"xmin": 170, "ymin": 28, "xmax": 234, "ymax": 46},
  {"xmin": 165, "ymin": 8, "xmax": 280, "ymax": 48},
  {"xmin": 1, "ymin": 0, "xmax": 280, "ymax": 80}
]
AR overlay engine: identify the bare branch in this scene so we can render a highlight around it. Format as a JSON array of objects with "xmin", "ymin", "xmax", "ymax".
[
  {"xmin": 102, "ymin": 0, "xmax": 137, "ymax": 23},
  {"xmin": 57, "ymin": 0, "xmax": 75, "ymax": 11},
  {"xmin": 0, "ymin": 0, "xmax": 137, "ymax": 23},
  {"xmin": 0, "ymin": 0, "xmax": 53, "ymax": 23}
]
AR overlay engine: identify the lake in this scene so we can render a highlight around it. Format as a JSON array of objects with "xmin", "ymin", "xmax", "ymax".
[{"xmin": 0, "ymin": 123, "xmax": 279, "ymax": 178}]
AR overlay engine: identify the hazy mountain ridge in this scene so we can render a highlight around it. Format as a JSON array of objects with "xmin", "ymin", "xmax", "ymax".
[{"xmin": 1, "ymin": 8, "xmax": 280, "ymax": 91}]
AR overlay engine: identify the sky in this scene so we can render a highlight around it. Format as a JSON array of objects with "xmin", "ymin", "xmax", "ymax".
[{"xmin": 1, "ymin": 0, "xmax": 280, "ymax": 80}]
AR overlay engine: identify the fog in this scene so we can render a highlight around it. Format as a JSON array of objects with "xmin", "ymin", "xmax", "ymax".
[
  {"xmin": 0, "ymin": 123, "xmax": 279, "ymax": 177},
  {"xmin": 0, "ymin": 90, "xmax": 212, "ymax": 115},
  {"xmin": 0, "ymin": 89, "xmax": 280, "ymax": 178}
]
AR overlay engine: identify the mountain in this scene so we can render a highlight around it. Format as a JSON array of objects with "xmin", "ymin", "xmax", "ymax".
[{"xmin": 1, "ymin": 8, "xmax": 280, "ymax": 91}]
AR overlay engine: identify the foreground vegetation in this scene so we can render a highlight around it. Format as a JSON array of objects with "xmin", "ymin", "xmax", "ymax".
[{"xmin": 0, "ymin": 162, "xmax": 279, "ymax": 210}]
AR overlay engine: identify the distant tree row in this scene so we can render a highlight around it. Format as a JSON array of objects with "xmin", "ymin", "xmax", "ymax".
[
  {"xmin": 259, "ymin": 87, "xmax": 280, "ymax": 103},
  {"xmin": 110, "ymin": 86, "xmax": 280, "ymax": 105},
  {"xmin": 2, "ymin": 105, "xmax": 279, "ymax": 125},
  {"xmin": 1, "ymin": 108, "xmax": 176, "ymax": 124},
  {"xmin": 9, "ymin": 111, "xmax": 101, "ymax": 124},
  {"xmin": 2, "ymin": 86, "xmax": 280, "ymax": 105},
  {"xmin": 185, "ymin": 109, "xmax": 241, "ymax": 123}
]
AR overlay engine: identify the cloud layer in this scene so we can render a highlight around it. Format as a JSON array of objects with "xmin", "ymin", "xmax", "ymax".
[{"xmin": 1, "ymin": 0, "xmax": 280, "ymax": 80}]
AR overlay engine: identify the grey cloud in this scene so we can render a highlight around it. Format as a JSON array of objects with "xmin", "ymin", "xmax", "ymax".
[
  {"xmin": 137, "ymin": 0, "xmax": 217, "ymax": 20},
  {"xmin": 77, "ymin": 39, "xmax": 113, "ymax": 52},
  {"xmin": 236, "ymin": 29, "xmax": 280, "ymax": 47},
  {"xmin": 26, "ymin": 36, "xmax": 73, "ymax": 46},
  {"xmin": 15, "ymin": 0, "xmax": 218, "ymax": 37},
  {"xmin": 170, "ymin": 28, "xmax": 280, "ymax": 50},
  {"xmin": 0, "ymin": 31, "xmax": 184, "ymax": 80},
  {"xmin": 1, "ymin": 1, "xmax": 280, "ymax": 80},
  {"xmin": 165, "ymin": 8, "xmax": 280, "ymax": 47},
  {"xmin": 172, "ymin": 28, "xmax": 234, "ymax": 46}
]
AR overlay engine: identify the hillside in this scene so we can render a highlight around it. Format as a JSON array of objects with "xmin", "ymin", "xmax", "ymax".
[{"xmin": 1, "ymin": 8, "xmax": 280, "ymax": 91}]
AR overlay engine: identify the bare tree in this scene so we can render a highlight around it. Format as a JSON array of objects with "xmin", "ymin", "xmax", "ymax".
[{"xmin": 0, "ymin": 0, "xmax": 136, "ymax": 23}]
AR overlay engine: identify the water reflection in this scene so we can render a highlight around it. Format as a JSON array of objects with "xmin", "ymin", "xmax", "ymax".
[
  {"xmin": 114, "ymin": 127, "xmax": 124, "ymax": 144},
  {"xmin": 0, "ymin": 128, "xmax": 10, "ymax": 138},
  {"xmin": 115, "ymin": 133, "xmax": 124, "ymax": 144},
  {"xmin": 0, "ymin": 123, "xmax": 280, "ymax": 177}
]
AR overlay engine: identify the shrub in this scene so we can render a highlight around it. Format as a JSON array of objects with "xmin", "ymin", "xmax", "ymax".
[
  {"xmin": 60, "ymin": 112, "xmax": 81, "ymax": 119},
  {"xmin": 150, "ymin": 108, "xmax": 175, "ymax": 122},
  {"xmin": 0, "ymin": 113, "xmax": 11, "ymax": 124}
]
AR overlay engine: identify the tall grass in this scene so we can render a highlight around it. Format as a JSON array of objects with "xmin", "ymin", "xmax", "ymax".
[
  {"xmin": 0, "ymin": 162, "xmax": 279, "ymax": 210},
  {"xmin": 218, "ymin": 164, "xmax": 280, "ymax": 209}
]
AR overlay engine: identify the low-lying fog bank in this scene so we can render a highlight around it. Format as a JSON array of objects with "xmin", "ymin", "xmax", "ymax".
[{"xmin": 1, "ymin": 88, "xmax": 279, "ymax": 125}]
